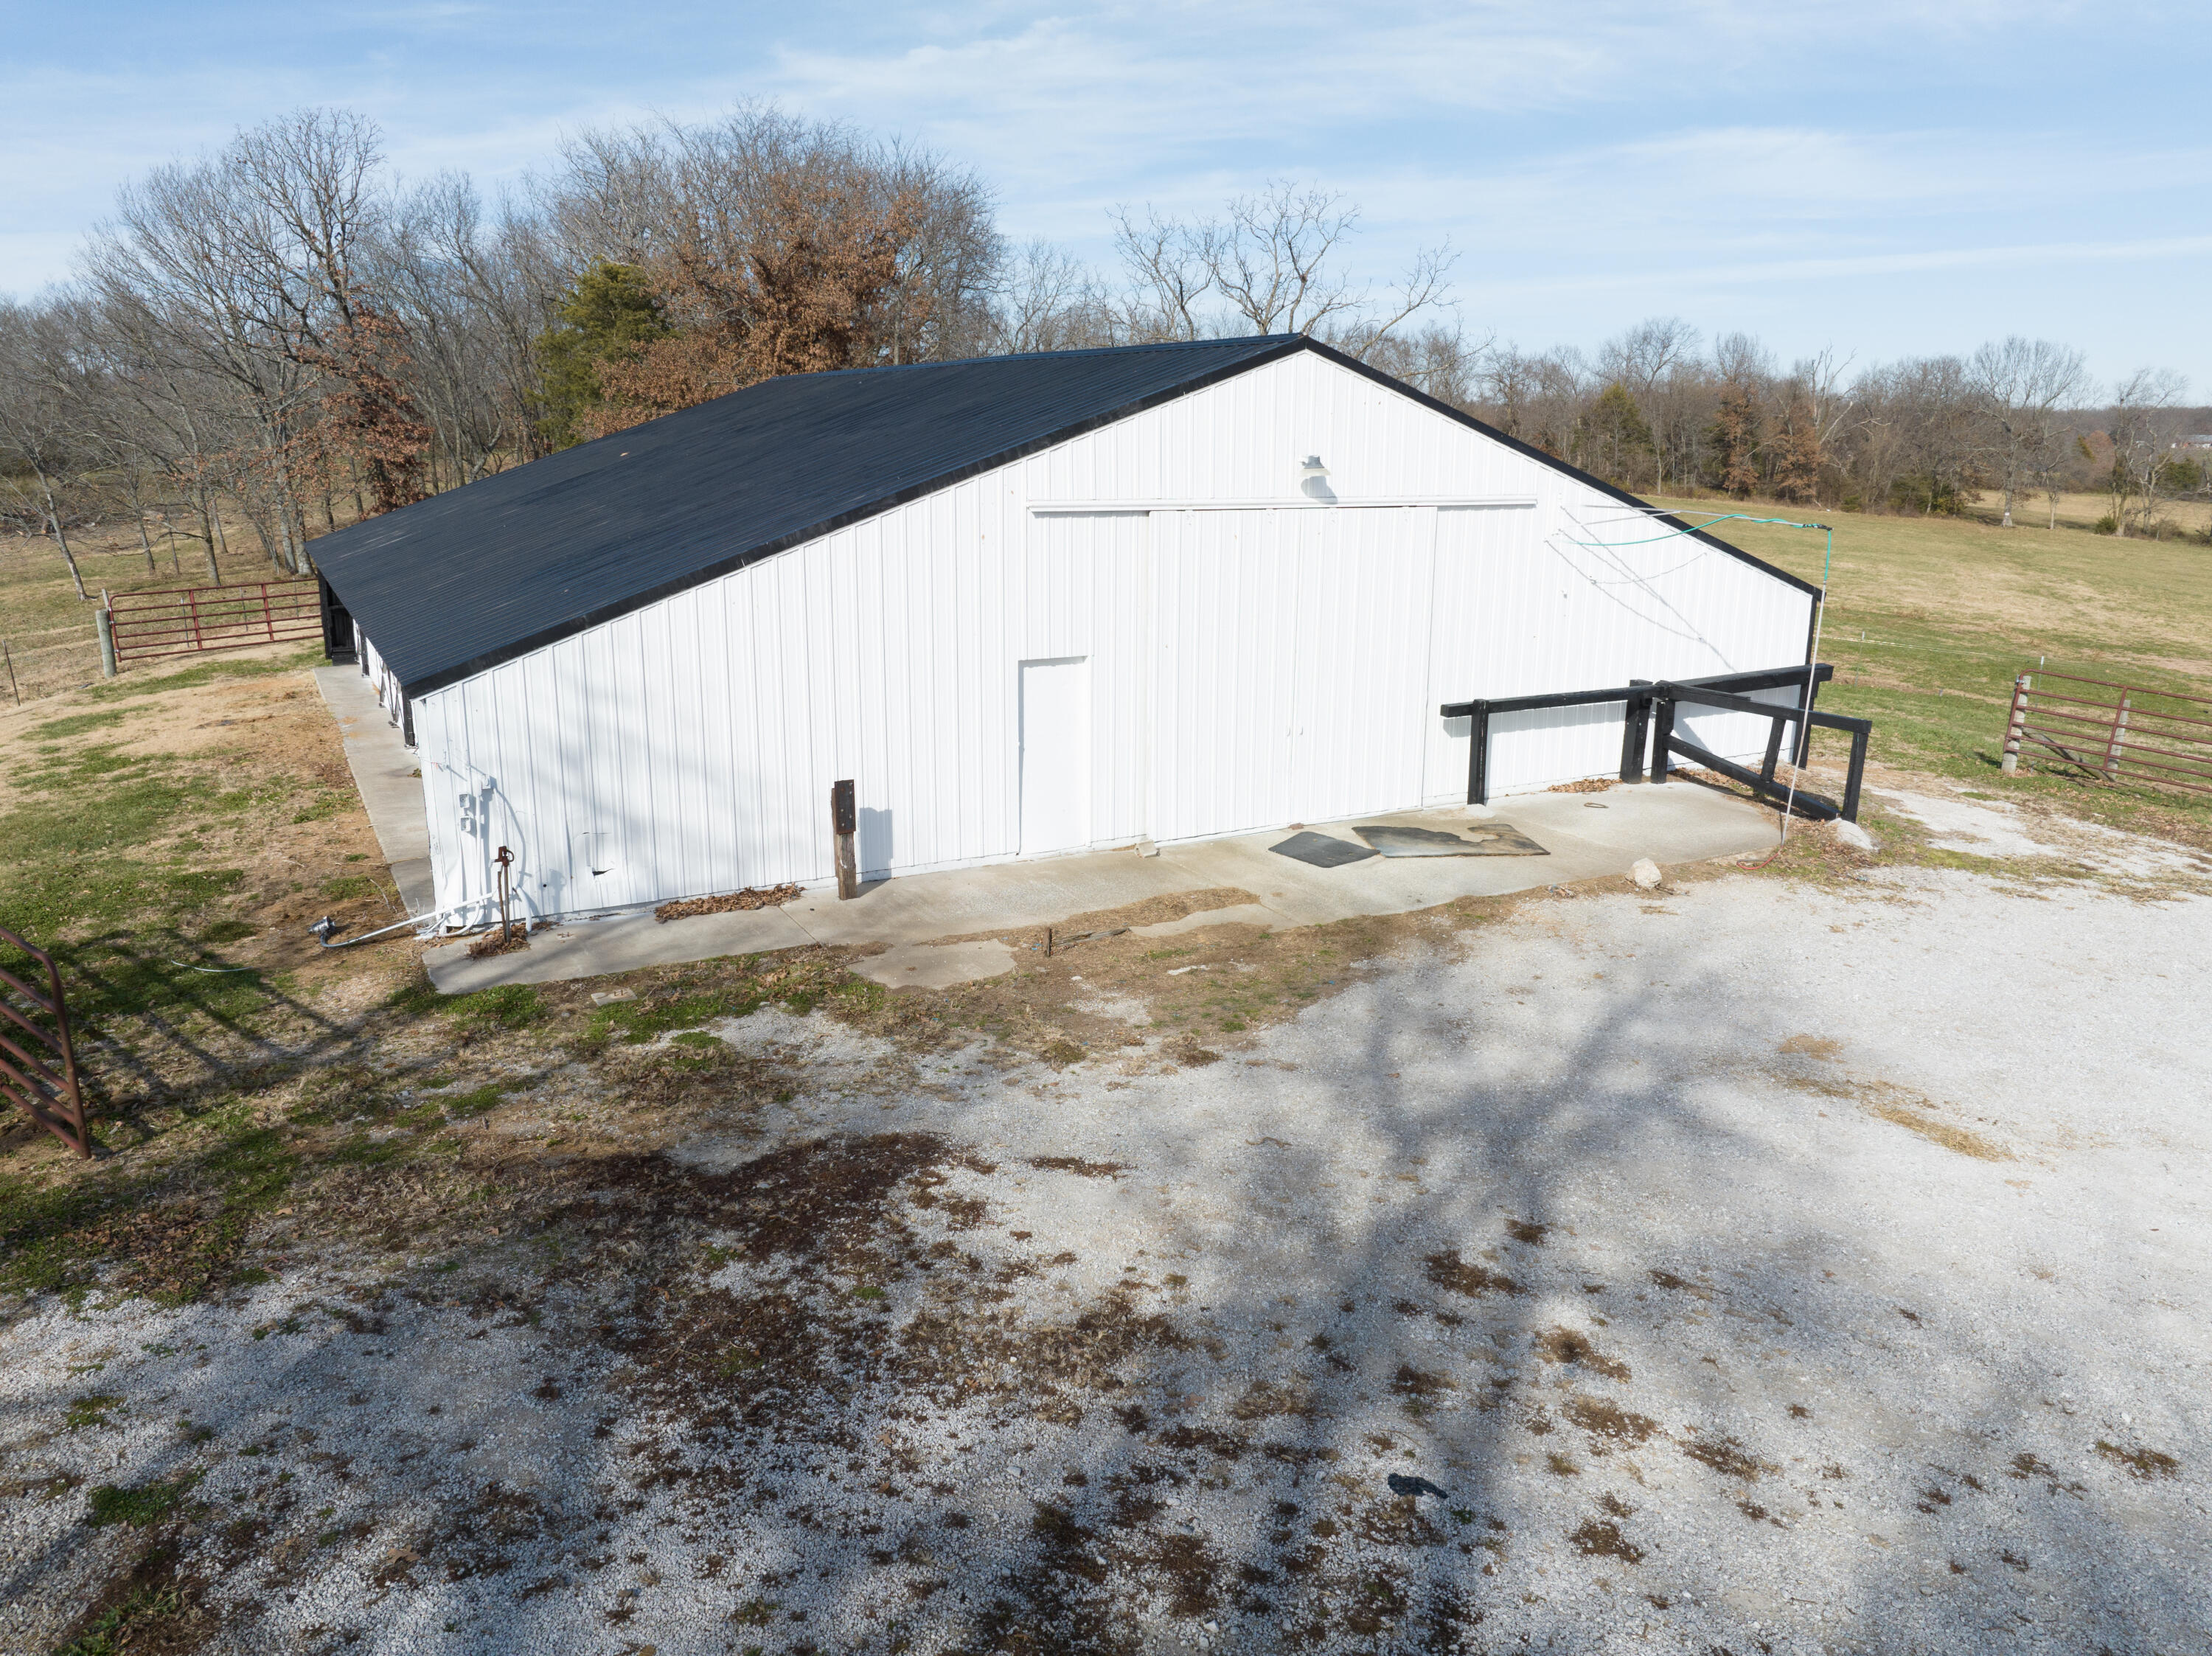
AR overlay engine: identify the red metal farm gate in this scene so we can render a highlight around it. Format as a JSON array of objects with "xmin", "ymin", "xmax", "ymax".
[
  {"xmin": 0, "ymin": 925, "xmax": 88, "ymax": 1158},
  {"xmin": 104, "ymin": 578, "xmax": 321, "ymax": 667},
  {"xmin": 2001, "ymin": 671, "xmax": 2212, "ymax": 796}
]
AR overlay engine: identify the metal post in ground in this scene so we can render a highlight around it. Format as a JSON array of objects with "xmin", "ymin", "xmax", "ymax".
[
  {"xmin": 494, "ymin": 846, "xmax": 514, "ymax": 943},
  {"xmin": 4, "ymin": 639, "xmax": 18, "ymax": 704},
  {"xmin": 2000, "ymin": 673, "xmax": 2031, "ymax": 776}
]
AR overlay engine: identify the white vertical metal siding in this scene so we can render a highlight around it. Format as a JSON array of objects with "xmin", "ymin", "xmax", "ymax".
[{"xmin": 412, "ymin": 350, "xmax": 1816, "ymax": 923}]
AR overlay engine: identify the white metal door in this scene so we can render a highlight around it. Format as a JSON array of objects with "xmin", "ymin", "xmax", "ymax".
[
  {"xmin": 1019, "ymin": 657, "xmax": 1091, "ymax": 855},
  {"xmin": 1286, "ymin": 506, "xmax": 1435, "ymax": 822},
  {"xmin": 1147, "ymin": 510, "xmax": 1298, "ymax": 842}
]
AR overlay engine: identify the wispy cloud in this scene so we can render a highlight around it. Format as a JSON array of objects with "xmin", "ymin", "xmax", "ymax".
[
  {"xmin": 1460, "ymin": 234, "xmax": 2212, "ymax": 300},
  {"xmin": 0, "ymin": 1, "xmax": 2201, "ymax": 379}
]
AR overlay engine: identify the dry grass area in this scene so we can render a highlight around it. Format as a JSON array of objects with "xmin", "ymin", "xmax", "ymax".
[
  {"xmin": 1647, "ymin": 495, "xmax": 2212, "ymax": 856},
  {"xmin": 1976, "ymin": 486, "xmax": 2212, "ymax": 539}
]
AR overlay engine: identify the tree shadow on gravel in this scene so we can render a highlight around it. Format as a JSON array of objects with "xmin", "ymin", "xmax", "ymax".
[{"xmin": 13, "ymin": 898, "xmax": 2205, "ymax": 1655}]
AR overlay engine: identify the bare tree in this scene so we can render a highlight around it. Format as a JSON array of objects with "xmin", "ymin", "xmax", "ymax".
[
  {"xmin": 80, "ymin": 286, "xmax": 237, "ymax": 580},
  {"xmin": 1477, "ymin": 346, "xmax": 1590, "ymax": 464},
  {"xmin": 2105, "ymin": 368, "xmax": 2188, "ymax": 537},
  {"xmin": 989, "ymin": 240, "xmax": 1119, "ymax": 354},
  {"xmin": 1792, "ymin": 347, "xmax": 1858, "ymax": 459},
  {"xmin": 86, "ymin": 139, "xmax": 321, "ymax": 571},
  {"xmin": 1204, "ymin": 183, "xmax": 1362, "ymax": 335},
  {"xmin": 1109, "ymin": 206, "xmax": 1214, "ymax": 342},
  {"xmin": 0, "ymin": 299, "xmax": 96, "ymax": 599},
  {"xmin": 1327, "ymin": 241, "xmax": 1460, "ymax": 363},
  {"xmin": 379, "ymin": 175, "xmax": 527, "ymax": 488},
  {"xmin": 874, "ymin": 141, "xmax": 1001, "ymax": 364},
  {"xmin": 1358, "ymin": 320, "xmax": 1492, "ymax": 408},
  {"xmin": 1598, "ymin": 318, "xmax": 1700, "ymax": 493},
  {"xmin": 1966, "ymin": 337, "xmax": 2090, "ymax": 528}
]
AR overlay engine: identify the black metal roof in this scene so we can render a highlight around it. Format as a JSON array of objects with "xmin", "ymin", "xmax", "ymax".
[{"xmin": 316, "ymin": 333, "xmax": 1813, "ymax": 695}]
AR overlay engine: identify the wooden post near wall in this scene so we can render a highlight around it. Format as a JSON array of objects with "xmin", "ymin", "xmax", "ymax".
[{"xmin": 831, "ymin": 779, "xmax": 858, "ymax": 900}]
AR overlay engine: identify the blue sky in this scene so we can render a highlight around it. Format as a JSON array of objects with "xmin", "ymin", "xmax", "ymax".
[{"xmin": 4, "ymin": 2, "xmax": 2205, "ymax": 392}]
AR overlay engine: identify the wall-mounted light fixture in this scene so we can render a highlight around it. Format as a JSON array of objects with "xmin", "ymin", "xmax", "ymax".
[{"xmin": 1298, "ymin": 455, "xmax": 1331, "ymax": 499}]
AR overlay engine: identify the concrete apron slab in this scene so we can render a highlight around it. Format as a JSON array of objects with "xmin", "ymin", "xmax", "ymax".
[
  {"xmin": 313, "ymin": 665, "xmax": 434, "ymax": 915},
  {"xmin": 424, "ymin": 781, "xmax": 1778, "ymax": 994},
  {"xmin": 852, "ymin": 939, "xmax": 1019, "ymax": 990}
]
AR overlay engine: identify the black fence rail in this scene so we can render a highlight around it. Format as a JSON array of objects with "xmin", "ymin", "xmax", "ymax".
[
  {"xmin": 1443, "ymin": 661, "xmax": 1873, "ymax": 822},
  {"xmin": 2001, "ymin": 672, "xmax": 2212, "ymax": 796},
  {"xmin": 0, "ymin": 924, "xmax": 89, "ymax": 1158}
]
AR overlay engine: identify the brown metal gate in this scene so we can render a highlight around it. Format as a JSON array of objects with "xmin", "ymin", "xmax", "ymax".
[
  {"xmin": 0, "ymin": 925, "xmax": 89, "ymax": 1158},
  {"xmin": 105, "ymin": 578, "xmax": 321, "ymax": 667},
  {"xmin": 2001, "ymin": 672, "xmax": 2212, "ymax": 795}
]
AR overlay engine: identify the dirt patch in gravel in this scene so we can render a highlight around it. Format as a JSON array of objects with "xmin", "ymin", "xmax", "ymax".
[
  {"xmin": 1534, "ymin": 1326, "xmax": 1631, "ymax": 1382},
  {"xmin": 1860, "ymin": 1083, "xmax": 2011, "ymax": 1161},
  {"xmin": 1422, "ymin": 1250, "xmax": 1523, "ymax": 1298},
  {"xmin": 1563, "ymin": 1394, "xmax": 1661, "ymax": 1447},
  {"xmin": 1568, "ymin": 1515, "xmax": 1646, "ymax": 1563}
]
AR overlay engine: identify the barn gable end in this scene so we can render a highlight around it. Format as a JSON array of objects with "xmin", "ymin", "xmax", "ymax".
[{"xmin": 394, "ymin": 341, "xmax": 1817, "ymax": 925}]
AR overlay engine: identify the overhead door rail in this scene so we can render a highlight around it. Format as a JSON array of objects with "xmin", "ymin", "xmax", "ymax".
[{"xmin": 1441, "ymin": 662, "xmax": 1873, "ymax": 823}]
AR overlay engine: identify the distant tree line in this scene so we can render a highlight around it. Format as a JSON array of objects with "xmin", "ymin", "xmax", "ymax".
[{"xmin": 1, "ymin": 103, "xmax": 2204, "ymax": 601}]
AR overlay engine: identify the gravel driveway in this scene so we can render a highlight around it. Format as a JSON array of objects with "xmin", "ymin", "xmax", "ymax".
[{"xmin": 4, "ymin": 795, "xmax": 2207, "ymax": 1655}]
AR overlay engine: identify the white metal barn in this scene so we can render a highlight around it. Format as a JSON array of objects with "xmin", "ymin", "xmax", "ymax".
[{"xmin": 314, "ymin": 335, "xmax": 1821, "ymax": 928}]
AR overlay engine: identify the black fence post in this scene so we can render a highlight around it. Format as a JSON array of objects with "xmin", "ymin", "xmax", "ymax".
[
  {"xmin": 1759, "ymin": 717, "xmax": 1786, "ymax": 787},
  {"xmin": 1649, "ymin": 697, "xmax": 1674, "ymax": 784},
  {"xmin": 1843, "ymin": 727, "xmax": 1869, "ymax": 822},
  {"xmin": 1618, "ymin": 682, "xmax": 1652, "ymax": 782},
  {"xmin": 1467, "ymin": 704, "xmax": 1491, "ymax": 806}
]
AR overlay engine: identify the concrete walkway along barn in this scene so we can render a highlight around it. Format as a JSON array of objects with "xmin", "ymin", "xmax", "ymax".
[{"xmin": 313, "ymin": 334, "xmax": 1825, "ymax": 929}]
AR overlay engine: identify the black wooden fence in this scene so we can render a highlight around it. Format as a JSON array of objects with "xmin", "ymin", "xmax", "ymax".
[{"xmin": 1443, "ymin": 662, "xmax": 1874, "ymax": 821}]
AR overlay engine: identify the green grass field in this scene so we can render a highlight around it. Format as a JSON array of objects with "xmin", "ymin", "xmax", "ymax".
[{"xmin": 1650, "ymin": 496, "xmax": 2212, "ymax": 844}]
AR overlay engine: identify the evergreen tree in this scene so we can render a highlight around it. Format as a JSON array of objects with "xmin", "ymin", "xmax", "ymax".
[
  {"xmin": 533, "ymin": 262, "xmax": 670, "ymax": 449},
  {"xmin": 1585, "ymin": 381, "xmax": 1652, "ymax": 484}
]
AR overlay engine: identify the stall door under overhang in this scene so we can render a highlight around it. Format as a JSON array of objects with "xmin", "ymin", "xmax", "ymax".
[{"xmin": 1147, "ymin": 507, "xmax": 1433, "ymax": 844}]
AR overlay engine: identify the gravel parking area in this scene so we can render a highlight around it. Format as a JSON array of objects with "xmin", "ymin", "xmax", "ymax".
[{"xmin": 4, "ymin": 795, "xmax": 2207, "ymax": 1655}]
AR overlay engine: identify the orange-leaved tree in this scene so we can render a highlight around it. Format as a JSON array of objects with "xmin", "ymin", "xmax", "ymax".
[{"xmin": 584, "ymin": 170, "xmax": 929, "ymax": 436}]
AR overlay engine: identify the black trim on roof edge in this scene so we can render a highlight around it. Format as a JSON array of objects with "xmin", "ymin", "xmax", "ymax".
[{"xmin": 382, "ymin": 333, "xmax": 1817, "ymax": 697}]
